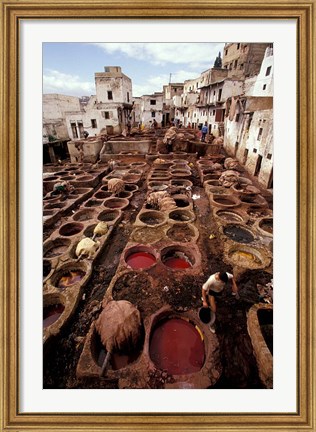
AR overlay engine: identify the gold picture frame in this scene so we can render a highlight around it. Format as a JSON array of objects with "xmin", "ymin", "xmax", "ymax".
[{"xmin": 0, "ymin": 1, "xmax": 315, "ymax": 430}]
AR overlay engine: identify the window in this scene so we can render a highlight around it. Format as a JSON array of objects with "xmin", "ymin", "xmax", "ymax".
[
  {"xmin": 265, "ymin": 66, "xmax": 272, "ymax": 76},
  {"xmin": 225, "ymin": 49, "xmax": 228, "ymax": 56},
  {"xmin": 213, "ymin": 91, "xmax": 216, "ymax": 96},
  {"xmin": 70, "ymin": 122, "xmax": 78, "ymax": 139},
  {"xmin": 253, "ymin": 148, "xmax": 257, "ymax": 153},
  {"xmin": 91, "ymin": 119, "xmax": 97, "ymax": 128},
  {"xmin": 237, "ymin": 43, "xmax": 240, "ymax": 49},
  {"xmin": 218, "ymin": 89, "xmax": 222, "ymax": 101},
  {"xmin": 213, "ymin": 110, "xmax": 215, "ymax": 115},
  {"xmin": 257, "ymin": 128, "xmax": 263, "ymax": 140},
  {"xmin": 151, "ymin": 111, "xmax": 156, "ymax": 118},
  {"xmin": 263, "ymin": 84, "xmax": 267, "ymax": 90},
  {"xmin": 104, "ymin": 67, "xmax": 110, "ymax": 72},
  {"xmin": 235, "ymin": 113, "xmax": 240, "ymax": 122},
  {"xmin": 267, "ymin": 153, "xmax": 272, "ymax": 160},
  {"xmin": 150, "ymin": 99, "xmax": 156, "ymax": 105},
  {"xmin": 102, "ymin": 111, "xmax": 110, "ymax": 119},
  {"xmin": 107, "ymin": 91, "xmax": 113, "ymax": 100},
  {"xmin": 239, "ymin": 63, "xmax": 244, "ymax": 70},
  {"xmin": 127, "ymin": 92, "xmax": 130, "ymax": 102},
  {"xmin": 234, "ymin": 60, "xmax": 238, "ymax": 68}
]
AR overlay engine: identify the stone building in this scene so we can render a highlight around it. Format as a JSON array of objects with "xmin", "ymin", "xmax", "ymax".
[
  {"xmin": 224, "ymin": 46, "xmax": 274, "ymax": 188},
  {"xmin": 140, "ymin": 92, "xmax": 163, "ymax": 127},
  {"xmin": 65, "ymin": 66, "xmax": 133, "ymax": 139},
  {"xmin": 223, "ymin": 43, "xmax": 271, "ymax": 80},
  {"xmin": 43, "ymin": 94, "xmax": 80, "ymax": 141},
  {"xmin": 162, "ymin": 83, "xmax": 184, "ymax": 126}
]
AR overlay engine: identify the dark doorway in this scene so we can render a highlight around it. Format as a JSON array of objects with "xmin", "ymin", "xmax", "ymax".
[{"xmin": 254, "ymin": 155, "xmax": 263, "ymax": 177}]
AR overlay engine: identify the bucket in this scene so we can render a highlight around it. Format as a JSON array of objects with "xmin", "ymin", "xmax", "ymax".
[{"xmin": 199, "ymin": 307, "xmax": 216, "ymax": 325}]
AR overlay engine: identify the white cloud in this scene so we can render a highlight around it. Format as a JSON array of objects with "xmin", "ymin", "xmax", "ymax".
[
  {"xmin": 132, "ymin": 69, "xmax": 201, "ymax": 97},
  {"xmin": 92, "ymin": 42, "xmax": 224, "ymax": 68},
  {"xmin": 43, "ymin": 69, "xmax": 95, "ymax": 97}
]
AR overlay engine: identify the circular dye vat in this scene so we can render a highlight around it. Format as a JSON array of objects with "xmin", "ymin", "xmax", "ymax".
[
  {"xmin": 169, "ymin": 209, "xmax": 194, "ymax": 223},
  {"xmin": 149, "ymin": 318, "xmax": 205, "ymax": 375},
  {"xmin": 104, "ymin": 197, "xmax": 129, "ymax": 209},
  {"xmin": 94, "ymin": 191, "xmax": 112, "ymax": 199},
  {"xmin": 73, "ymin": 209, "xmax": 96, "ymax": 222},
  {"xmin": 84, "ymin": 199, "xmax": 103, "ymax": 208},
  {"xmin": 126, "ymin": 252, "xmax": 156, "ymax": 270},
  {"xmin": 125, "ymin": 184, "xmax": 138, "ymax": 193},
  {"xmin": 44, "ymin": 202, "xmax": 66, "ymax": 210},
  {"xmin": 44, "ymin": 239, "xmax": 71, "ymax": 258},
  {"xmin": 167, "ymin": 224, "xmax": 195, "ymax": 243},
  {"xmin": 98, "ymin": 209, "xmax": 120, "ymax": 223},
  {"xmin": 223, "ymin": 224, "xmax": 254, "ymax": 244},
  {"xmin": 213, "ymin": 196, "xmax": 238, "ymax": 206},
  {"xmin": 215, "ymin": 210, "xmax": 243, "ymax": 223},
  {"xmin": 228, "ymin": 248, "xmax": 263, "ymax": 267},
  {"xmin": 43, "ymin": 303, "xmax": 65, "ymax": 328},
  {"xmin": 259, "ymin": 218, "xmax": 273, "ymax": 234},
  {"xmin": 43, "ymin": 260, "xmax": 52, "ymax": 278},
  {"xmin": 174, "ymin": 198, "xmax": 190, "ymax": 208},
  {"xmin": 162, "ymin": 249, "xmax": 193, "ymax": 269},
  {"xmin": 57, "ymin": 270, "xmax": 85, "ymax": 289},
  {"xmin": 139, "ymin": 211, "xmax": 166, "ymax": 226},
  {"xmin": 94, "ymin": 332, "xmax": 140, "ymax": 371},
  {"xmin": 59, "ymin": 222, "xmax": 83, "ymax": 237}
]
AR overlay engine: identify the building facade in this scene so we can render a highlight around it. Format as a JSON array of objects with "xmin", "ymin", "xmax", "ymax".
[
  {"xmin": 43, "ymin": 94, "xmax": 81, "ymax": 141},
  {"xmin": 222, "ymin": 43, "xmax": 271, "ymax": 80}
]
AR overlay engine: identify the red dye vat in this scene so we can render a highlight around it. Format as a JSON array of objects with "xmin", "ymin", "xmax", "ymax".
[
  {"xmin": 126, "ymin": 252, "xmax": 156, "ymax": 269},
  {"xmin": 149, "ymin": 318, "xmax": 205, "ymax": 375},
  {"xmin": 43, "ymin": 304, "xmax": 65, "ymax": 328},
  {"xmin": 163, "ymin": 257, "xmax": 191, "ymax": 269}
]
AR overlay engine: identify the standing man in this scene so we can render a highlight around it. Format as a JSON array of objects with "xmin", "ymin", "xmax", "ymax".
[
  {"xmin": 201, "ymin": 122, "xmax": 208, "ymax": 142},
  {"xmin": 202, "ymin": 271, "xmax": 239, "ymax": 333}
]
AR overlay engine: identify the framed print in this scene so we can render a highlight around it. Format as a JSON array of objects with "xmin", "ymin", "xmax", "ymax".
[{"xmin": 0, "ymin": 0, "xmax": 315, "ymax": 431}]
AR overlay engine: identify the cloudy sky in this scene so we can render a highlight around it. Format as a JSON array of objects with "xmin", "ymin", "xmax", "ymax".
[{"xmin": 43, "ymin": 42, "xmax": 225, "ymax": 98}]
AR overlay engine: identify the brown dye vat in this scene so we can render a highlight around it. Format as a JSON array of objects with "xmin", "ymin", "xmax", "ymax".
[
  {"xmin": 93, "ymin": 332, "xmax": 141, "ymax": 371},
  {"xmin": 223, "ymin": 225, "xmax": 254, "ymax": 243},
  {"xmin": 259, "ymin": 218, "xmax": 273, "ymax": 234},
  {"xmin": 247, "ymin": 207, "xmax": 270, "ymax": 218},
  {"xmin": 98, "ymin": 209, "xmax": 120, "ymax": 223},
  {"xmin": 100, "ymin": 185, "xmax": 109, "ymax": 192},
  {"xmin": 44, "ymin": 239, "xmax": 71, "ymax": 258},
  {"xmin": 169, "ymin": 209, "xmax": 194, "ymax": 223},
  {"xmin": 216, "ymin": 210, "xmax": 244, "ymax": 223},
  {"xmin": 43, "ymin": 304, "xmax": 65, "ymax": 328},
  {"xmin": 77, "ymin": 175, "xmax": 94, "ymax": 181},
  {"xmin": 44, "ymin": 176, "xmax": 59, "ymax": 181},
  {"xmin": 104, "ymin": 197, "xmax": 129, "ymax": 209},
  {"xmin": 84, "ymin": 199, "xmax": 103, "ymax": 208},
  {"xmin": 59, "ymin": 222, "xmax": 84, "ymax": 237},
  {"xmin": 62, "ymin": 176, "xmax": 76, "ymax": 181},
  {"xmin": 212, "ymin": 196, "xmax": 238, "ymax": 206},
  {"xmin": 44, "ymin": 202, "xmax": 66, "ymax": 210},
  {"xmin": 94, "ymin": 191, "xmax": 112, "ymax": 199},
  {"xmin": 148, "ymin": 182, "xmax": 169, "ymax": 191},
  {"xmin": 139, "ymin": 211, "xmax": 166, "ymax": 226},
  {"xmin": 57, "ymin": 270, "xmax": 85, "ymax": 289},
  {"xmin": 117, "ymin": 191, "xmax": 133, "ymax": 199},
  {"xmin": 258, "ymin": 309, "xmax": 273, "ymax": 354},
  {"xmin": 73, "ymin": 209, "xmax": 96, "ymax": 222},
  {"xmin": 149, "ymin": 318, "xmax": 205, "ymax": 375},
  {"xmin": 125, "ymin": 184, "xmax": 138, "ymax": 193},
  {"xmin": 123, "ymin": 175, "xmax": 139, "ymax": 183},
  {"xmin": 43, "ymin": 260, "xmax": 52, "ymax": 278},
  {"xmin": 43, "ymin": 210, "xmax": 55, "ymax": 217},
  {"xmin": 174, "ymin": 197, "xmax": 190, "ymax": 208},
  {"xmin": 75, "ymin": 188, "xmax": 90, "ymax": 194},
  {"xmin": 55, "ymin": 171, "xmax": 68, "ymax": 176},
  {"xmin": 167, "ymin": 224, "xmax": 195, "ymax": 242}
]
